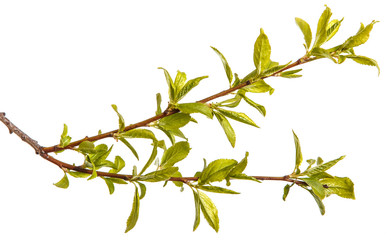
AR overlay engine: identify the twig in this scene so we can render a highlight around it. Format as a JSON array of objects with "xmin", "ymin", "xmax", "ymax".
[
  {"xmin": 0, "ymin": 112, "xmax": 307, "ymax": 185},
  {"xmin": 42, "ymin": 56, "xmax": 314, "ymax": 153}
]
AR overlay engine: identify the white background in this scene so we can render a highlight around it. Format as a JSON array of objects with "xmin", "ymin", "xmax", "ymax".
[{"xmin": 1, "ymin": 0, "xmax": 390, "ymax": 239}]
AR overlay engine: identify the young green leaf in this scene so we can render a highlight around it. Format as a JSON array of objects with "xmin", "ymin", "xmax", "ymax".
[
  {"xmin": 339, "ymin": 20, "xmax": 378, "ymax": 51},
  {"xmin": 177, "ymin": 102, "xmax": 213, "ymax": 119},
  {"xmin": 214, "ymin": 111, "xmax": 236, "ymax": 148},
  {"xmin": 158, "ymin": 67, "xmax": 175, "ymax": 103},
  {"xmin": 311, "ymin": 47, "xmax": 337, "ymax": 63},
  {"xmin": 78, "ymin": 141, "xmax": 96, "ymax": 154},
  {"xmin": 326, "ymin": 18, "xmax": 343, "ymax": 42},
  {"xmin": 217, "ymin": 95, "xmax": 242, "ymax": 108},
  {"xmin": 227, "ymin": 151, "xmax": 249, "ymax": 177},
  {"xmin": 53, "ymin": 172, "xmax": 69, "ymax": 189},
  {"xmin": 158, "ymin": 113, "xmax": 191, "ymax": 130},
  {"xmin": 102, "ymin": 177, "xmax": 115, "ymax": 195},
  {"xmin": 292, "ymin": 130, "xmax": 303, "ymax": 174},
  {"xmin": 216, "ymin": 108, "xmax": 259, "ymax": 128},
  {"xmin": 139, "ymin": 141, "xmax": 158, "ymax": 175},
  {"xmin": 125, "ymin": 187, "xmax": 140, "ymax": 233},
  {"xmin": 119, "ymin": 129, "xmax": 157, "ymax": 142},
  {"xmin": 295, "ymin": 17, "xmax": 312, "ymax": 50},
  {"xmin": 160, "ymin": 141, "xmax": 190, "ymax": 168},
  {"xmin": 109, "ymin": 155, "xmax": 126, "ymax": 174},
  {"xmin": 211, "ymin": 46, "xmax": 233, "ymax": 85},
  {"xmin": 320, "ymin": 177, "xmax": 355, "ymax": 199},
  {"xmin": 312, "ymin": 5, "xmax": 332, "ymax": 49},
  {"xmin": 197, "ymin": 185, "xmax": 240, "ymax": 194},
  {"xmin": 253, "ymin": 28, "xmax": 271, "ymax": 75},
  {"xmin": 87, "ymin": 161, "xmax": 98, "ymax": 180},
  {"xmin": 68, "ymin": 171, "xmax": 90, "ymax": 178},
  {"xmin": 111, "ymin": 104, "xmax": 125, "ymax": 132},
  {"xmin": 199, "ymin": 190, "xmax": 219, "ymax": 232},
  {"xmin": 240, "ymin": 94, "xmax": 266, "ymax": 117},
  {"xmin": 302, "ymin": 177, "xmax": 326, "ymax": 199},
  {"xmin": 305, "ymin": 188, "xmax": 326, "ymax": 215},
  {"xmin": 301, "ymin": 155, "xmax": 345, "ymax": 177},
  {"xmin": 242, "ymin": 79, "xmax": 272, "ymax": 93},
  {"xmin": 59, "ymin": 124, "xmax": 72, "ymax": 148},
  {"xmin": 199, "ymin": 159, "xmax": 238, "ymax": 184},
  {"xmin": 346, "ymin": 55, "xmax": 380, "ymax": 75},
  {"xmin": 141, "ymin": 166, "xmax": 179, "ymax": 182},
  {"xmin": 192, "ymin": 189, "xmax": 201, "ymax": 231},
  {"xmin": 136, "ymin": 181, "xmax": 147, "ymax": 199},
  {"xmin": 282, "ymin": 184, "xmax": 293, "ymax": 201},
  {"xmin": 156, "ymin": 93, "xmax": 162, "ymax": 115},
  {"xmin": 174, "ymin": 70, "xmax": 187, "ymax": 95},
  {"xmin": 119, "ymin": 137, "xmax": 139, "ymax": 160},
  {"xmin": 176, "ymin": 76, "xmax": 208, "ymax": 102}
]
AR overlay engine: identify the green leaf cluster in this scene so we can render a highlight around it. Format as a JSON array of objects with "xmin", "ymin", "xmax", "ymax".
[
  {"xmin": 295, "ymin": 5, "xmax": 379, "ymax": 74},
  {"xmin": 159, "ymin": 67, "xmax": 208, "ymax": 104},
  {"xmin": 285, "ymin": 131, "xmax": 355, "ymax": 215}
]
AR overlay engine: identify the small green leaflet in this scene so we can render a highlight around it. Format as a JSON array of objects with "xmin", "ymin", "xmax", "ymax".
[
  {"xmin": 102, "ymin": 177, "xmax": 115, "ymax": 194},
  {"xmin": 199, "ymin": 190, "xmax": 219, "ymax": 232},
  {"xmin": 139, "ymin": 141, "xmax": 158, "ymax": 175},
  {"xmin": 239, "ymin": 94, "xmax": 266, "ymax": 117},
  {"xmin": 119, "ymin": 137, "xmax": 139, "ymax": 160},
  {"xmin": 59, "ymin": 124, "xmax": 71, "ymax": 148},
  {"xmin": 53, "ymin": 172, "xmax": 69, "ymax": 189},
  {"xmin": 78, "ymin": 141, "xmax": 96, "ymax": 154},
  {"xmin": 140, "ymin": 166, "xmax": 179, "ymax": 182},
  {"xmin": 192, "ymin": 189, "xmax": 201, "ymax": 231},
  {"xmin": 339, "ymin": 20, "xmax": 378, "ymax": 51},
  {"xmin": 280, "ymin": 69, "xmax": 303, "ymax": 78},
  {"xmin": 68, "ymin": 171, "xmax": 90, "ymax": 178},
  {"xmin": 295, "ymin": 17, "xmax": 312, "ymax": 50},
  {"xmin": 119, "ymin": 129, "xmax": 157, "ymax": 142},
  {"xmin": 346, "ymin": 55, "xmax": 380, "ymax": 75},
  {"xmin": 199, "ymin": 159, "xmax": 238, "ymax": 185},
  {"xmin": 125, "ymin": 187, "xmax": 140, "ymax": 233},
  {"xmin": 242, "ymin": 79, "xmax": 272, "ymax": 93},
  {"xmin": 216, "ymin": 108, "xmax": 259, "ymax": 128},
  {"xmin": 197, "ymin": 185, "xmax": 239, "ymax": 194},
  {"xmin": 253, "ymin": 28, "xmax": 271, "ymax": 75},
  {"xmin": 305, "ymin": 187, "xmax": 326, "ymax": 215},
  {"xmin": 312, "ymin": 5, "xmax": 332, "ymax": 49},
  {"xmin": 111, "ymin": 104, "xmax": 125, "ymax": 132},
  {"xmin": 158, "ymin": 67, "xmax": 175, "ymax": 103},
  {"xmin": 282, "ymin": 184, "xmax": 293, "ymax": 201},
  {"xmin": 177, "ymin": 102, "xmax": 213, "ymax": 119},
  {"xmin": 320, "ymin": 177, "xmax": 355, "ymax": 199},
  {"xmin": 160, "ymin": 141, "xmax": 190, "ymax": 168},
  {"xmin": 292, "ymin": 130, "xmax": 303, "ymax": 174},
  {"xmin": 109, "ymin": 156, "xmax": 126, "ymax": 174},
  {"xmin": 326, "ymin": 18, "xmax": 343, "ymax": 42},
  {"xmin": 300, "ymin": 155, "xmax": 345, "ymax": 177},
  {"xmin": 302, "ymin": 177, "xmax": 326, "ymax": 199},
  {"xmin": 211, "ymin": 46, "xmax": 233, "ymax": 85},
  {"xmin": 227, "ymin": 152, "xmax": 248, "ymax": 177},
  {"xmin": 156, "ymin": 93, "xmax": 162, "ymax": 115},
  {"xmin": 176, "ymin": 76, "xmax": 208, "ymax": 102},
  {"xmin": 214, "ymin": 111, "xmax": 236, "ymax": 148},
  {"xmin": 158, "ymin": 113, "xmax": 191, "ymax": 131},
  {"xmin": 174, "ymin": 70, "xmax": 187, "ymax": 94}
]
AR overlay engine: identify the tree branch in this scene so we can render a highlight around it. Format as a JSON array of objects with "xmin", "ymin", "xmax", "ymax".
[
  {"xmin": 42, "ymin": 56, "xmax": 314, "ymax": 153},
  {"xmin": 0, "ymin": 112, "xmax": 307, "ymax": 186}
]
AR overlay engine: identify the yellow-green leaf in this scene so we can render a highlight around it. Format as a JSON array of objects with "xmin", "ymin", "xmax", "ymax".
[
  {"xmin": 346, "ymin": 55, "xmax": 380, "ymax": 75},
  {"xmin": 160, "ymin": 141, "xmax": 190, "ymax": 168},
  {"xmin": 216, "ymin": 108, "xmax": 259, "ymax": 128},
  {"xmin": 326, "ymin": 18, "xmax": 343, "ymax": 42},
  {"xmin": 125, "ymin": 187, "xmax": 140, "ymax": 233},
  {"xmin": 199, "ymin": 159, "xmax": 237, "ymax": 184},
  {"xmin": 177, "ymin": 102, "xmax": 213, "ymax": 119},
  {"xmin": 253, "ymin": 28, "xmax": 271, "ymax": 75},
  {"xmin": 295, "ymin": 17, "xmax": 312, "ymax": 50},
  {"xmin": 211, "ymin": 46, "xmax": 233, "ymax": 85},
  {"xmin": 292, "ymin": 130, "xmax": 303, "ymax": 174},
  {"xmin": 340, "ymin": 20, "xmax": 378, "ymax": 50},
  {"xmin": 158, "ymin": 113, "xmax": 191, "ymax": 130},
  {"xmin": 199, "ymin": 190, "xmax": 219, "ymax": 232},
  {"xmin": 54, "ymin": 172, "xmax": 69, "ymax": 189},
  {"xmin": 158, "ymin": 67, "xmax": 175, "ymax": 103},
  {"xmin": 312, "ymin": 5, "xmax": 332, "ymax": 49},
  {"xmin": 214, "ymin": 111, "xmax": 236, "ymax": 148},
  {"xmin": 111, "ymin": 104, "xmax": 125, "ymax": 132},
  {"xmin": 192, "ymin": 189, "xmax": 201, "ymax": 231}
]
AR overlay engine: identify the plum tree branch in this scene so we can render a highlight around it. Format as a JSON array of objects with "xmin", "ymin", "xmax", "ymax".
[
  {"xmin": 42, "ymin": 56, "xmax": 314, "ymax": 153},
  {"xmin": 0, "ymin": 112, "xmax": 307, "ymax": 186}
]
